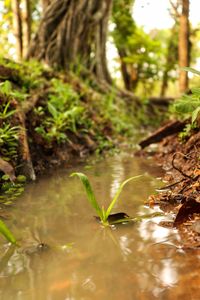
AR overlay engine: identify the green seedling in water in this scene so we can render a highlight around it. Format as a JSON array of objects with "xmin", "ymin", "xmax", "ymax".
[
  {"xmin": 70, "ymin": 172, "xmax": 142, "ymax": 226},
  {"xmin": 0, "ymin": 219, "xmax": 17, "ymax": 244}
]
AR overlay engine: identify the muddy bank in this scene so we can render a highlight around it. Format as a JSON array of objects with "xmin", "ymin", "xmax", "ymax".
[
  {"xmin": 0, "ymin": 58, "xmax": 139, "ymax": 206},
  {"xmin": 141, "ymin": 126, "xmax": 200, "ymax": 248}
]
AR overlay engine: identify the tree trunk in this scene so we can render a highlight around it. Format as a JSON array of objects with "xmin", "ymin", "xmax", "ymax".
[
  {"xmin": 41, "ymin": 0, "xmax": 51, "ymax": 13},
  {"xmin": 118, "ymin": 48, "xmax": 138, "ymax": 91},
  {"xmin": 28, "ymin": 0, "xmax": 112, "ymax": 83},
  {"xmin": 178, "ymin": 0, "xmax": 190, "ymax": 93},
  {"xmin": 160, "ymin": 25, "xmax": 178, "ymax": 97},
  {"xmin": 23, "ymin": 0, "xmax": 31, "ymax": 56},
  {"xmin": 12, "ymin": 0, "xmax": 23, "ymax": 60}
]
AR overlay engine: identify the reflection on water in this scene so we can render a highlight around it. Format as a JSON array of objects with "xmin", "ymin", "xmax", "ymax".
[{"xmin": 0, "ymin": 153, "xmax": 200, "ymax": 299}]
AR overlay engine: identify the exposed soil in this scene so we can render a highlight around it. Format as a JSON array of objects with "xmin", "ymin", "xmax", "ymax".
[{"xmin": 143, "ymin": 127, "xmax": 200, "ymax": 249}]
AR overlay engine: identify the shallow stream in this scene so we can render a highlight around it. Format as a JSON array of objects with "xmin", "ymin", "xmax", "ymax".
[{"xmin": 0, "ymin": 153, "xmax": 200, "ymax": 299}]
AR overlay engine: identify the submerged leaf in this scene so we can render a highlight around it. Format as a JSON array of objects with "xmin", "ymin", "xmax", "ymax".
[
  {"xmin": 0, "ymin": 220, "xmax": 17, "ymax": 244},
  {"xmin": 70, "ymin": 172, "xmax": 103, "ymax": 219}
]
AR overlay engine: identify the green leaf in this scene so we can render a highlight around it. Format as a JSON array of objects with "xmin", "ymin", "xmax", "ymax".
[
  {"xmin": 1, "ymin": 175, "xmax": 10, "ymax": 181},
  {"xmin": 182, "ymin": 67, "xmax": 200, "ymax": 76},
  {"xmin": 192, "ymin": 106, "xmax": 200, "ymax": 124},
  {"xmin": 70, "ymin": 172, "xmax": 103, "ymax": 219},
  {"xmin": 48, "ymin": 102, "xmax": 58, "ymax": 118},
  {"xmin": 191, "ymin": 88, "xmax": 200, "ymax": 96},
  {"xmin": 105, "ymin": 175, "xmax": 143, "ymax": 220},
  {"xmin": 0, "ymin": 220, "xmax": 17, "ymax": 244},
  {"xmin": 0, "ymin": 80, "xmax": 12, "ymax": 95},
  {"xmin": 16, "ymin": 175, "xmax": 26, "ymax": 183},
  {"xmin": 173, "ymin": 98, "xmax": 200, "ymax": 114}
]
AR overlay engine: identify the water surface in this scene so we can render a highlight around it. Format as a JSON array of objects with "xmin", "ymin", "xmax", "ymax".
[{"xmin": 0, "ymin": 153, "xmax": 200, "ymax": 300}]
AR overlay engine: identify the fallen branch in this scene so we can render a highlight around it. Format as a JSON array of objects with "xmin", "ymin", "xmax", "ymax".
[
  {"xmin": 12, "ymin": 99, "xmax": 36, "ymax": 181},
  {"xmin": 148, "ymin": 97, "xmax": 174, "ymax": 106},
  {"xmin": 139, "ymin": 120, "xmax": 186, "ymax": 149}
]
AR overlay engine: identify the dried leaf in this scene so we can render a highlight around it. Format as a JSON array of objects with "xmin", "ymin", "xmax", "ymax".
[{"xmin": 174, "ymin": 197, "xmax": 200, "ymax": 227}]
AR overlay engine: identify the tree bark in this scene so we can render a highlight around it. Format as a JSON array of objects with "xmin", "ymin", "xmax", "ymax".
[
  {"xmin": 12, "ymin": 0, "xmax": 23, "ymax": 60},
  {"xmin": 41, "ymin": 0, "xmax": 51, "ymax": 13},
  {"xmin": 28, "ymin": 0, "xmax": 112, "ymax": 83},
  {"xmin": 178, "ymin": 0, "xmax": 190, "ymax": 93},
  {"xmin": 160, "ymin": 25, "xmax": 178, "ymax": 97},
  {"xmin": 23, "ymin": 0, "xmax": 32, "ymax": 56},
  {"xmin": 118, "ymin": 48, "xmax": 138, "ymax": 91}
]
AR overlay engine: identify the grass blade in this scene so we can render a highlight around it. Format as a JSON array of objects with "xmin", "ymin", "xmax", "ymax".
[
  {"xmin": 105, "ymin": 175, "xmax": 143, "ymax": 220},
  {"xmin": 0, "ymin": 220, "xmax": 17, "ymax": 244},
  {"xmin": 70, "ymin": 172, "xmax": 103, "ymax": 219}
]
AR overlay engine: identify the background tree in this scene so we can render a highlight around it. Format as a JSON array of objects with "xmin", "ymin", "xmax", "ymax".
[
  {"xmin": 41, "ymin": 0, "xmax": 51, "ymax": 13},
  {"xmin": 12, "ymin": 0, "xmax": 23, "ymax": 59},
  {"xmin": 28, "ymin": 0, "xmax": 112, "ymax": 84},
  {"xmin": 159, "ymin": 9, "xmax": 179, "ymax": 98},
  {"xmin": 23, "ymin": 0, "xmax": 32, "ymax": 56},
  {"xmin": 179, "ymin": 0, "xmax": 190, "ymax": 93},
  {"xmin": 112, "ymin": 0, "xmax": 137, "ymax": 90},
  {"xmin": 170, "ymin": 0, "xmax": 190, "ymax": 93},
  {"xmin": 112, "ymin": 0, "xmax": 162, "ymax": 94}
]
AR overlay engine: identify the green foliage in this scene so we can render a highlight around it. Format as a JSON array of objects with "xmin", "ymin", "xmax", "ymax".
[
  {"xmin": 0, "ymin": 173, "xmax": 25, "ymax": 206},
  {"xmin": 171, "ymin": 67, "xmax": 200, "ymax": 138},
  {"xmin": 0, "ymin": 181, "xmax": 25, "ymax": 205},
  {"xmin": 0, "ymin": 80, "xmax": 28, "ymax": 101},
  {"xmin": 0, "ymin": 100, "xmax": 15, "ymax": 120},
  {"xmin": 70, "ymin": 172, "xmax": 142, "ymax": 226},
  {"xmin": 171, "ymin": 68, "xmax": 200, "ymax": 124},
  {"xmin": 0, "ymin": 219, "xmax": 16, "ymax": 244},
  {"xmin": 112, "ymin": 0, "xmax": 163, "ymax": 93},
  {"xmin": 0, "ymin": 123, "xmax": 19, "ymax": 159},
  {"xmin": 21, "ymin": 60, "xmax": 47, "ymax": 88},
  {"xmin": 0, "ymin": 1, "xmax": 13, "ymax": 57},
  {"xmin": 172, "ymin": 94, "xmax": 200, "ymax": 122},
  {"xmin": 35, "ymin": 79, "xmax": 86, "ymax": 143}
]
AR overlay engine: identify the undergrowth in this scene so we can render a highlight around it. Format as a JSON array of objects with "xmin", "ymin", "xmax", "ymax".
[{"xmin": 170, "ymin": 67, "xmax": 200, "ymax": 140}]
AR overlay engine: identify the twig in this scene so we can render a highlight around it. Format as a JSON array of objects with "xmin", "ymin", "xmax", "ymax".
[
  {"xmin": 156, "ymin": 178, "xmax": 186, "ymax": 191},
  {"xmin": 172, "ymin": 152, "xmax": 193, "ymax": 180}
]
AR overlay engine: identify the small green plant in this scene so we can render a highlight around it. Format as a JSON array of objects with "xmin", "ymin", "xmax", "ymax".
[
  {"xmin": 70, "ymin": 172, "xmax": 142, "ymax": 226},
  {"xmin": 0, "ymin": 100, "xmax": 16, "ymax": 120},
  {"xmin": 0, "ymin": 175, "xmax": 26, "ymax": 206},
  {"xmin": 0, "ymin": 124, "xmax": 19, "ymax": 159},
  {"xmin": 0, "ymin": 219, "xmax": 17, "ymax": 244},
  {"xmin": 0, "ymin": 80, "xmax": 28, "ymax": 101},
  {"xmin": 171, "ymin": 68, "xmax": 200, "ymax": 123},
  {"xmin": 35, "ymin": 79, "xmax": 85, "ymax": 143}
]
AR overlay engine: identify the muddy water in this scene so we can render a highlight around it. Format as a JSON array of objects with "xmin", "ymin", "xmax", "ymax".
[{"xmin": 0, "ymin": 153, "xmax": 200, "ymax": 300}]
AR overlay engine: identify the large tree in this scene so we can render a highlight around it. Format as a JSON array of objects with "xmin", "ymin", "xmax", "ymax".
[
  {"xmin": 112, "ymin": 0, "xmax": 137, "ymax": 90},
  {"xmin": 170, "ymin": 0, "xmax": 190, "ymax": 93},
  {"xmin": 23, "ymin": 0, "xmax": 32, "ymax": 56},
  {"xmin": 28, "ymin": 0, "xmax": 112, "ymax": 83},
  {"xmin": 112, "ymin": 0, "xmax": 162, "ymax": 93},
  {"xmin": 178, "ymin": 0, "xmax": 190, "ymax": 93},
  {"xmin": 12, "ymin": 0, "xmax": 23, "ymax": 59}
]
